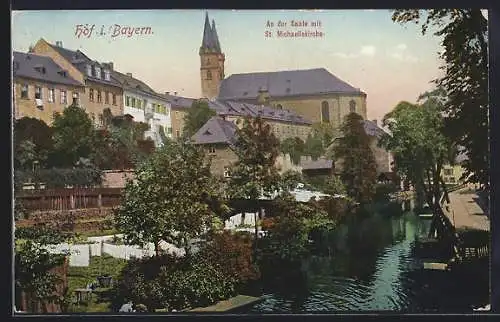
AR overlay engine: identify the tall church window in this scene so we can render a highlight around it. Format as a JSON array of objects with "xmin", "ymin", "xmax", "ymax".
[
  {"xmin": 349, "ymin": 100, "xmax": 356, "ymax": 113},
  {"xmin": 321, "ymin": 101, "xmax": 330, "ymax": 123},
  {"xmin": 207, "ymin": 70, "xmax": 212, "ymax": 80}
]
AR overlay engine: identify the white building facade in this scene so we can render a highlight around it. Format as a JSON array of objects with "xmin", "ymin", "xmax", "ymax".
[{"xmin": 122, "ymin": 90, "xmax": 172, "ymax": 147}]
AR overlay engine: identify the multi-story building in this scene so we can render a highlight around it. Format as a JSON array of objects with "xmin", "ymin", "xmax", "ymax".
[
  {"xmin": 13, "ymin": 51, "xmax": 85, "ymax": 124},
  {"xmin": 164, "ymin": 94, "xmax": 197, "ymax": 140},
  {"xmin": 31, "ymin": 39, "xmax": 124, "ymax": 125},
  {"xmin": 111, "ymin": 70, "xmax": 172, "ymax": 146}
]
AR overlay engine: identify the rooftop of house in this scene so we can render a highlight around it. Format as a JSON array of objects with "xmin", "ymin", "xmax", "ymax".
[
  {"xmin": 44, "ymin": 40, "xmax": 121, "ymax": 87},
  {"xmin": 218, "ymin": 68, "xmax": 365, "ymax": 100},
  {"xmin": 13, "ymin": 51, "xmax": 83, "ymax": 86},
  {"xmin": 162, "ymin": 94, "xmax": 312, "ymax": 125},
  {"xmin": 363, "ymin": 119, "xmax": 389, "ymax": 138},
  {"xmin": 111, "ymin": 70, "xmax": 167, "ymax": 101},
  {"xmin": 190, "ymin": 116, "xmax": 238, "ymax": 145}
]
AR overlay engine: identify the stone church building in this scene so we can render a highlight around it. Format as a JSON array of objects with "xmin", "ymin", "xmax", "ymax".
[
  {"xmin": 198, "ymin": 13, "xmax": 392, "ymax": 174},
  {"xmin": 199, "ymin": 13, "xmax": 368, "ymax": 131}
]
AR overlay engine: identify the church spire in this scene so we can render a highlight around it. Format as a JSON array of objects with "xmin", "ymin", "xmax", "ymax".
[
  {"xmin": 211, "ymin": 19, "xmax": 221, "ymax": 53},
  {"xmin": 201, "ymin": 12, "xmax": 216, "ymax": 51}
]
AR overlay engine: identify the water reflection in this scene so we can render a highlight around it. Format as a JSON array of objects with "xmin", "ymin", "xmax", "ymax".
[{"xmin": 248, "ymin": 211, "xmax": 489, "ymax": 313}]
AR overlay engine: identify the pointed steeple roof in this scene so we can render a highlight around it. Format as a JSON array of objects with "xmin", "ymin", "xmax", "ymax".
[
  {"xmin": 201, "ymin": 12, "xmax": 216, "ymax": 50},
  {"xmin": 211, "ymin": 19, "xmax": 222, "ymax": 52}
]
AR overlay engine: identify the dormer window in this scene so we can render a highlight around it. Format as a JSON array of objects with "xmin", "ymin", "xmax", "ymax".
[
  {"xmin": 34, "ymin": 65, "xmax": 46, "ymax": 74},
  {"xmin": 86, "ymin": 64, "xmax": 92, "ymax": 76},
  {"xmin": 104, "ymin": 69, "xmax": 110, "ymax": 81},
  {"xmin": 95, "ymin": 66, "xmax": 101, "ymax": 78},
  {"xmin": 57, "ymin": 70, "xmax": 68, "ymax": 77}
]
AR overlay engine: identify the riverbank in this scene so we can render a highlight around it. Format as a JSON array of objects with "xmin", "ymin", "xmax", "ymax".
[{"xmin": 243, "ymin": 210, "xmax": 489, "ymax": 313}]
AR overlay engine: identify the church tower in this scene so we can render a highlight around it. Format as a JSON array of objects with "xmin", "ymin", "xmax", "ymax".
[{"xmin": 200, "ymin": 12, "xmax": 225, "ymax": 100}]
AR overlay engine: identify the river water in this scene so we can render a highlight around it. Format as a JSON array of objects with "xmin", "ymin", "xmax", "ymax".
[{"xmin": 246, "ymin": 211, "xmax": 490, "ymax": 313}]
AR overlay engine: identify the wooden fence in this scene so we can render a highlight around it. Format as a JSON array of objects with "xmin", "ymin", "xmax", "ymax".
[{"xmin": 16, "ymin": 188, "xmax": 123, "ymax": 211}]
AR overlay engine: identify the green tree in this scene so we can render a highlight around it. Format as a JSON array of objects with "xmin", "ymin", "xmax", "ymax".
[
  {"xmin": 280, "ymin": 137, "xmax": 305, "ymax": 165},
  {"xmin": 334, "ymin": 112, "xmax": 377, "ymax": 204},
  {"xmin": 15, "ymin": 226, "xmax": 72, "ymax": 313},
  {"xmin": 50, "ymin": 105, "xmax": 94, "ymax": 167},
  {"xmin": 380, "ymin": 93, "xmax": 454, "ymax": 209},
  {"xmin": 14, "ymin": 117, "xmax": 54, "ymax": 169},
  {"xmin": 229, "ymin": 116, "xmax": 281, "ymax": 200},
  {"xmin": 91, "ymin": 110, "xmax": 152, "ymax": 170},
  {"xmin": 182, "ymin": 100, "xmax": 216, "ymax": 139},
  {"xmin": 392, "ymin": 9, "xmax": 488, "ymax": 186},
  {"xmin": 304, "ymin": 133, "xmax": 325, "ymax": 161},
  {"xmin": 114, "ymin": 140, "xmax": 227, "ymax": 256}
]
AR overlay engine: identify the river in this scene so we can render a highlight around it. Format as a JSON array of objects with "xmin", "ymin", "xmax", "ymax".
[{"xmin": 245, "ymin": 210, "xmax": 490, "ymax": 313}]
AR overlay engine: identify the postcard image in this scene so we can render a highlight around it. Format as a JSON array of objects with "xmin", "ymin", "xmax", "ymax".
[{"xmin": 11, "ymin": 9, "xmax": 490, "ymax": 314}]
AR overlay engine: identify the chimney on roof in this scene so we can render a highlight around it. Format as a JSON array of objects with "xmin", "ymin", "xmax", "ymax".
[
  {"xmin": 174, "ymin": 91, "xmax": 178, "ymax": 95},
  {"xmin": 257, "ymin": 86, "xmax": 270, "ymax": 105},
  {"xmin": 107, "ymin": 62, "xmax": 114, "ymax": 70},
  {"xmin": 372, "ymin": 119, "xmax": 377, "ymax": 126},
  {"xmin": 126, "ymin": 72, "xmax": 132, "ymax": 77},
  {"xmin": 56, "ymin": 41, "xmax": 63, "ymax": 47}
]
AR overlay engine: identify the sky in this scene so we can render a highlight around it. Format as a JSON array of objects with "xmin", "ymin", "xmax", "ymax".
[{"xmin": 12, "ymin": 9, "xmax": 448, "ymax": 121}]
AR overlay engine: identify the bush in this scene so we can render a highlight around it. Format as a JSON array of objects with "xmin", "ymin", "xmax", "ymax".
[
  {"xmin": 111, "ymin": 253, "xmax": 236, "ymax": 312},
  {"xmin": 199, "ymin": 231, "xmax": 260, "ymax": 289}
]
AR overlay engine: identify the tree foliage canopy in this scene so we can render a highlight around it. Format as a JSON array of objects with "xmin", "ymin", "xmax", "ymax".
[
  {"xmin": 229, "ymin": 116, "xmax": 281, "ymax": 200},
  {"xmin": 334, "ymin": 112, "xmax": 377, "ymax": 204},
  {"xmin": 392, "ymin": 9, "xmax": 488, "ymax": 186},
  {"xmin": 14, "ymin": 117, "xmax": 54, "ymax": 169},
  {"xmin": 182, "ymin": 100, "xmax": 216, "ymax": 139},
  {"xmin": 114, "ymin": 140, "xmax": 228, "ymax": 255},
  {"xmin": 380, "ymin": 91, "xmax": 455, "ymax": 207},
  {"xmin": 50, "ymin": 105, "xmax": 95, "ymax": 167}
]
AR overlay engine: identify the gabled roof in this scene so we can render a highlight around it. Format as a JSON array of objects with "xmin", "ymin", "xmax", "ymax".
[
  {"xmin": 363, "ymin": 119, "xmax": 388, "ymax": 138},
  {"xmin": 45, "ymin": 41, "xmax": 121, "ymax": 87},
  {"xmin": 163, "ymin": 94, "xmax": 197, "ymax": 109},
  {"xmin": 13, "ymin": 51, "xmax": 83, "ymax": 86},
  {"xmin": 218, "ymin": 68, "xmax": 364, "ymax": 100},
  {"xmin": 191, "ymin": 116, "xmax": 238, "ymax": 145},
  {"xmin": 111, "ymin": 70, "xmax": 166, "ymax": 101}
]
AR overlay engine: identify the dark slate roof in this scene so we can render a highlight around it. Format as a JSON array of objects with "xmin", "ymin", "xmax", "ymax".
[
  {"xmin": 111, "ymin": 70, "xmax": 166, "ymax": 100},
  {"xmin": 219, "ymin": 100, "xmax": 312, "ymax": 125},
  {"xmin": 300, "ymin": 158, "xmax": 333, "ymax": 170},
  {"xmin": 163, "ymin": 94, "xmax": 197, "ymax": 108},
  {"xmin": 46, "ymin": 41, "xmax": 121, "ymax": 87},
  {"xmin": 211, "ymin": 20, "xmax": 222, "ymax": 52},
  {"xmin": 191, "ymin": 116, "xmax": 238, "ymax": 145},
  {"xmin": 13, "ymin": 51, "xmax": 83, "ymax": 86},
  {"xmin": 218, "ymin": 68, "xmax": 364, "ymax": 100},
  {"xmin": 159, "ymin": 94, "xmax": 312, "ymax": 125},
  {"xmin": 363, "ymin": 120, "xmax": 388, "ymax": 138},
  {"xmin": 201, "ymin": 12, "xmax": 221, "ymax": 52}
]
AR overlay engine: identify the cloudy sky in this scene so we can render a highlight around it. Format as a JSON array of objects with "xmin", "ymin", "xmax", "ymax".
[{"xmin": 12, "ymin": 9, "xmax": 446, "ymax": 121}]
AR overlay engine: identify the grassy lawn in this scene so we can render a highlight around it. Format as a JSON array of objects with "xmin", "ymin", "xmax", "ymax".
[{"xmin": 67, "ymin": 254, "xmax": 127, "ymax": 313}]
